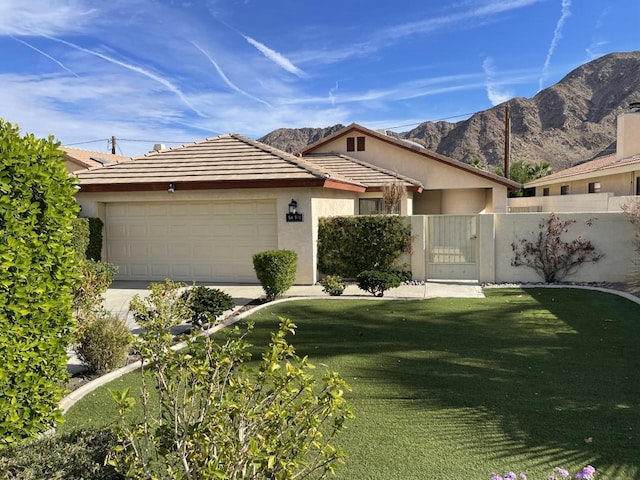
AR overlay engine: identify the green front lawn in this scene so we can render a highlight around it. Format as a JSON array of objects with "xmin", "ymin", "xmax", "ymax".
[{"xmin": 63, "ymin": 288, "xmax": 640, "ymax": 479}]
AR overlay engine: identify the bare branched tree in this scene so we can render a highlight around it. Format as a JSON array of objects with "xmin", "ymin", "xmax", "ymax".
[{"xmin": 381, "ymin": 181, "xmax": 406, "ymax": 214}]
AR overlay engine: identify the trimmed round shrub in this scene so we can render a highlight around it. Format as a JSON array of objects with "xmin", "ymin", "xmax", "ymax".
[
  {"xmin": 180, "ymin": 286, "xmax": 234, "ymax": 329},
  {"xmin": 252, "ymin": 250, "xmax": 298, "ymax": 301},
  {"xmin": 76, "ymin": 315, "xmax": 131, "ymax": 375},
  {"xmin": 356, "ymin": 270, "xmax": 401, "ymax": 297},
  {"xmin": 321, "ymin": 275, "xmax": 345, "ymax": 296}
]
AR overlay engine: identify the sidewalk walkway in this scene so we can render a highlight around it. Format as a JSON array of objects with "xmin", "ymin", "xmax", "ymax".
[
  {"xmin": 103, "ymin": 280, "xmax": 484, "ymax": 318},
  {"xmin": 67, "ymin": 280, "xmax": 484, "ymax": 375}
]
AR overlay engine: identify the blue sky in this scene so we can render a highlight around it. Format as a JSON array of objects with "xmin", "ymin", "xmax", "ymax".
[{"xmin": 0, "ymin": 0, "xmax": 638, "ymax": 157}]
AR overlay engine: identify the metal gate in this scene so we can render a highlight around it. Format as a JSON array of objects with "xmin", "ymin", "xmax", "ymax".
[{"xmin": 426, "ymin": 215, "xmax": 478, "ymax": 280}]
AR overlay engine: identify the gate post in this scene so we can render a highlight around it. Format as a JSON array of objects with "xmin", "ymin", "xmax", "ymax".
[
  {"xmin": 478, "ymin": 214, "xmax": 496, "ymax": 283},
  {"xmin": 408, "ymin": 216, "xmax": 427, "ymax": 282}
]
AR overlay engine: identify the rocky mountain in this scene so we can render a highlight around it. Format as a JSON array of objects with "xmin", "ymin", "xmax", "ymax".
[{"xmin": 259, "ymin": 51, "xmax": 640, "ymax": 171}]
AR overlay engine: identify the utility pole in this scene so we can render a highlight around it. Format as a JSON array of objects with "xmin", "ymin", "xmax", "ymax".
[
  {"xmin": 111, "ymin": 135, "xmax": 116, "ymax": 155},
  {"xmin": 503, "ymin": 104, "xmax": 511, "ymax": 179}
]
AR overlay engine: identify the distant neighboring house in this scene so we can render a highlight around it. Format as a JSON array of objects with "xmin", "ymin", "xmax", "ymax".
[
  {"xmin": 61, "ymin": 146, "xmax": 130, "ymax": 173},
  {"xmin": 525, "ymin": 105, "xmax": 640, "ymax": 199},
  {"xmin": 74, "ymin": 124, "xmax": 518, "ymax": 285}
]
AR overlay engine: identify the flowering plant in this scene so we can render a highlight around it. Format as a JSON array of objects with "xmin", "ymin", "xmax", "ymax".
[{"xmin": 490, "ymin": 465, "xmax": 596, "ymax": 480}]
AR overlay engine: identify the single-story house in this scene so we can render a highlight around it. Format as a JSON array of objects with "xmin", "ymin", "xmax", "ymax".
[
  {"xmin": 525, "ymin": 106, "xmax": 640, "ymax": 198},
  {"xmin": 300, "ymin": 124, "xmax": 519, "ymax": 215},
  {"xmin": 75, "ymin": 124, "xmax": 519, "ymax": 284},
  {"xmin": 62, "ymin": 146, "xmax": 130, "ymax": 173}
]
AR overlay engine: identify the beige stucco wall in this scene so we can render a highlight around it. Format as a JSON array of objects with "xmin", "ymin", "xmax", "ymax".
[
  {"xmin": 533, "ymin": 170, "xmax": 639, "ymax": 198},
  {"xmin": 494, "ymin": 212, "xmax": 635, "ymax": 283},
  {"xmin": 509, "ymin": 193, "xmax": 615, "ymax": 212},
  {"xmin": 77, "ymin": 187, "xmax": 340, "ymax": 285},
  {"xmin": 312, "ymin": 134, "xmax": 510, "ymax": 213}
]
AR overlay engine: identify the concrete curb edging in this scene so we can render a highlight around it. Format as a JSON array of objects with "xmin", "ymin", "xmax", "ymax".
[
  {"xmin": 59, "ymin": 294, "xmax": 390, "ymax": 413},
  {"xmin": 484, "ymin": 283, "xmax": 640, "ymax": 306},
  {"xmin": 60, "ymin": 285, "xmax": 638, "ymax": 413}
]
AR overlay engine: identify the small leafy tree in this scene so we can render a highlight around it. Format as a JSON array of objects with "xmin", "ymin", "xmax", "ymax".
[
  {"xmin": 511, "ymin": 213, "xmax": 603, "ymax": 283},
  {"xmin": 180, "ymin": 285, "xmax": 234, "ymax": 329},
  {"xmin": 108, "ymin": 280, "xmax": 353, "ymax": 479},
  {"xmin": 0, "ymin": 120, "xmax": 79, "ymax": 446},
  {"xmin": 356, "ymin": 270, "xmax": 401, "ymax": 297}
]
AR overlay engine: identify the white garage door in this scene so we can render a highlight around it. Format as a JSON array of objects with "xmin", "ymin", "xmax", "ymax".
[{"xmin": 106, "ymin": 200, "xmax": 278, "ymax": 282}]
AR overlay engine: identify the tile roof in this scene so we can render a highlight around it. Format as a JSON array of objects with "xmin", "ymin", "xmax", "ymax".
[
  {"xmin": 75, "ymin": 133, "xmax": 423, "ymax": 193},
  {"xmin": 526, "ymin": 153, "xmax": 640, "ymax": 187},
  {"xmin": 61, "ymin": 146, "xmax": 131, "ymax": 170},
  {"xmin": 303, "ymin": 152, "xmax": 423, "ymax": 191},
  {"xmin": 300, "ymin": 123, "xmax": 521, "ymax": 190}
]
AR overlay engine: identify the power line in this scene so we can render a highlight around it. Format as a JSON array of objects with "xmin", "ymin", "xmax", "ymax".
[
  {"xmin": 385, "ymin": 112, "xmax": 477, "ymax": 131},
  {"xmin": 117, "ymin": 138, "xmax": 188, "ymax": 144}
]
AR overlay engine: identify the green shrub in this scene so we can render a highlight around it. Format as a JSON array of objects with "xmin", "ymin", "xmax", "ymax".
[
  {"xmin": 180, "ymin": 285, "xmax": 235, "ymax": 329},
  {"xmin": 87, "ymin": 217, "xmax": 104, "ymax": 261},
  {"xmin": 356, "ymin": 270, "xmax": 401, "ymax": 297},
  {"xmin": 76, "ymin": 314, "xmax": 131, "ymax": 375},
  {"xmin": 318, "ymin": 216, "xmax": 411, "ymax": 279},
  {"xmin": 109, "ymin": 310, "xmax": 353, "ymax": 479},
  {"xmin": 73, "ymin": 260, "xmax": 118, "ymax": 324},
  {"xmin": 0, "ymin": 119, "xmax": 80, "ymax": 446},
  {"xmin": 0, "ymin": 427, "xmax": 121, "ymax": 479},
  {"xmin": 252, "ymin": 250, "xmax": 298, "ymax": 301},
  {"xmin": 321, "ymin": 275, "xmax": 346, "ymax": 296},
  {"xmin": 71, "ymin": 217, "xmax": 90, "ymax": 261}
]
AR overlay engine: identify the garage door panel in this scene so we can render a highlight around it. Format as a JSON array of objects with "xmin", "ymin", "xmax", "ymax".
[
  {"xmin": 150, "ymin": 265, "xmax": 170, "ymax": 278},
  {"xmin": 107, "ymin": 201, "xmax": 277, "ymax": 282}
]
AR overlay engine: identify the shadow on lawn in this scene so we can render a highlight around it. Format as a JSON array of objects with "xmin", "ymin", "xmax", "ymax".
[{"xmin": 244, "ymin": 289, "xmax": 640, "ymax": 479}]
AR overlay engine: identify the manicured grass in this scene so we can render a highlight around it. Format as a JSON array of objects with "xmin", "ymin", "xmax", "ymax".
[{"xmin": 63, "ymin": 288, "xmax": 640, "ymax": 479}]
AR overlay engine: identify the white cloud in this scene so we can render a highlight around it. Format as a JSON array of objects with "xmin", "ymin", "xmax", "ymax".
[
  {"xmin": 46, "ymin": 36, "xmax": 206, "ymax": 117},
  {"xmin": 242, "ymin": 35, "xmax": 305, "ymax": 78},
  {"xmin": 0, "ymin": 0, "xmax": 97, "ymax": 36},
  {"xmin": 539, "ymin": 0, "xmax": 572, "ymax": 91},
  {"xmin": 11, "ymin": 36, "xmax": 79, "ymax": 77},
  {"xmin": 191, "ymin": 42, "xmax": 272, "ymax": 108},
  {"xmin": 483, "ymin": 57, "xmax": 514, "ymax": 105}
]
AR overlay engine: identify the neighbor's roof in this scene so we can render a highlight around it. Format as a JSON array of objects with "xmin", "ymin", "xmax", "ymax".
[
  {"xmin": 75, "ymin": 133, "xmax": 423, "ymax": 193},
  {"xmin": 61, "ymin": 146, "xmax": 131, "ymax": 170},
  {"xmin": 300, "ymin": 123, "xmax": 521, "ymax": 190},
  {"xmin": 525, "ymin": 153, "xmax": 640, "ymax": 187}
]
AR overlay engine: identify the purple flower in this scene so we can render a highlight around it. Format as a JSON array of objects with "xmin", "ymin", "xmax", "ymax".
[
  {"xmin": 491, "ymin": 475, "xmax": 503, "ymax": 480},
  {"xmin": 554, "ymin": 467, "xmax": 570, "ymax": 477},
  {"xmin": 519, "ymin": 474, "xmax": 527, "ymax": 480},
  {"xmin": 505, "ymin": 472, "xmax": 517, "ymax": 480},
  {"xmin": 575, "ymin": 465, "xmax": 596, "ymax": 479}
]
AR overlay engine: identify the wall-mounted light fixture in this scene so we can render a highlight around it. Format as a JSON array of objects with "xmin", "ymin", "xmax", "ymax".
[
  {"xmin": 286, "ymin": 199, "xmax": 303, "ymax": 222},
  {"xmin": 168, "ymin": 183, "xmax": 176, "ymax": 193}
]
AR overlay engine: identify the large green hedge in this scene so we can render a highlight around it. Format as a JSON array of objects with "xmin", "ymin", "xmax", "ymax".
[
  {"xmin": 0, "ymin": 120, "xmax": 80, "ymax": 446},
  {"xmin": 72, "ymin": 217, "xmax": 89, "ymax": 260},
  {"xmin": 71, "ymin": 217, "xmax": 103, "ymax": 261},
  {"xmin": 317, "ymin": 216, "xmax": 411, "ymax": 279},
  {"xmin": 87, "ymin": 217, "xmax": 104, "ymax": 261}
]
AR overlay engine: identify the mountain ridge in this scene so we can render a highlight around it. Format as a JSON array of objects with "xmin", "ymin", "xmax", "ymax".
[{"xmin": 259, "ymin": 51, "xmax": 640, "ymax": 172}]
